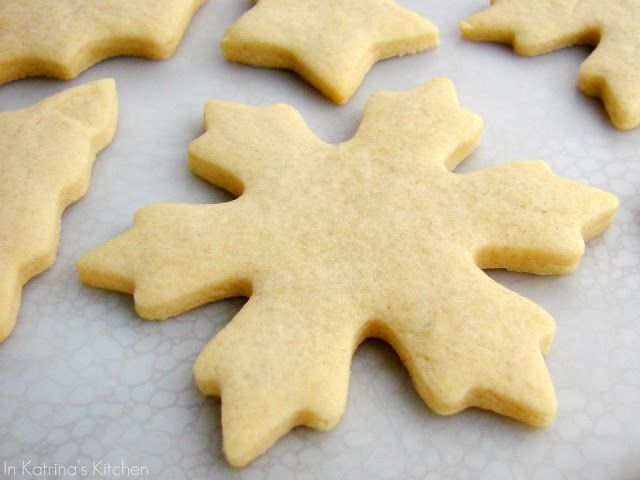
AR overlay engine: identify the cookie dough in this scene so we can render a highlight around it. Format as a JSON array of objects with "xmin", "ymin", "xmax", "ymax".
[
  {"xmin": 221, "ymin": 0, "xmax": 439, "ymax": 103},
  {"xmin": 78, "ymin": 78, "xmax": 617, "ymax": 466},
  {"xmin": 0, "ymin": 0, "xmax": 206, "ymax": 85},
  {"xmin": 461, "ymin": 0, "xmax": 640, "ymax": 130},
  {"xmin": 0, "ymin": 80, "xmax": 118, "ymax": 341}
]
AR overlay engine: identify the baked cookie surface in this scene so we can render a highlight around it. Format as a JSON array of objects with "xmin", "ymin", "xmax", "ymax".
[
  {"xmin": 78, "ymin": 79, "xmax": 617, "ymax": 466},
  {"xmin": 0, "ymin": 0, "xmax": 206, "ymax": 85},
  {"xmin": 0, "ymin": 80, "xmax": 118, "ymax": 342},
  {"xmin": 461, "ymin": 0, "xmax": 640, "ymax": 130},
  {"xmin": 221, "ymin": 0, "xmax": 439, "ymax": 103}
]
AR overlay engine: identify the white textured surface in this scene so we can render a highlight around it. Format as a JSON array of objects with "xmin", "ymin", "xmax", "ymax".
[{"xmin": 0, "ymin": 1, "xmax": 639, "ymax": 478}]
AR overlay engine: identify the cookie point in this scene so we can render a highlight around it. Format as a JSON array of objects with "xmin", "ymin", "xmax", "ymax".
[
  {"xmin": 133, "ymin": 302, "xmax": 167, "ymax": 321},
  {"xmin": 581, "ymin": 190, "xmax": 619, "ymax": 241},
  {"xmin": 223, "ymin": 447, "xmax": 253, "ymax": 469},
  {"xmin": 95, "ymin": 77, "xmax": 116, "ymax": 88},
  {"xmin": 529, "ymin": 395, "xmax": 558, "ymax": 427},
  {"xmin": 423, "ymin": 77, "xmax": 464, "ymax": 107},
  {"xmin": 221, "ymin": 415, "xmax": 276, "ymax": 469},
  {"xmin": 333, "ymin": 95, "xmax": 350, "ymax": 105},
  {"xmin": 78, "ymin": 78, "xmax": 118, "ymax": 106},
  {"xmin": 603, "ymin": 103, "xmax": 640, "ymax": 131},
  {"xmin": 596, "ymin": 189, "xmax": 620, "ymax": 213},
  {"xmin": 0, "ymin": 271, "xmax": 19, "ymax": 342},
  {"xmin": 192, "ymin": 354, "xmax": 220, "ymax": 396},
  {"xmin": 431, "ymin": 76, "xmax": 455, "ymax": 88},
  {"xmin": 99, "ymin": 78, "xmax": 117, "ymax": 94},
  {"xmin": 459, "ymin": 20, "xmax": 474, "ymax": 36},
  {"xmin": 0, "ymin": 310, "xmax": 16, "ymax": 343},
  {"xmin": 430, "ymin": 77, "xmax": 458, "ymax": 96}
]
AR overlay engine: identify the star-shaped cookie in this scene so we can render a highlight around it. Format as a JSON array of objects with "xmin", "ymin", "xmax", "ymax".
[
  {"xmin": 0, "ymin": 80, "xmax": 117, "ymax": 342},
  {"xmin": 461, "ymin": 0, "xmax": 640, "ymax": 130},
  {"xmin": 221, "ymin": 0, "xmax": 439, "ymax": 103},
  {"xmin": 0, "ymin": 0, "xmax": 206, "ymax": 85},
  {"xmin": 78, "ymin": 79, "xmax": 617, "ymax": 466}
]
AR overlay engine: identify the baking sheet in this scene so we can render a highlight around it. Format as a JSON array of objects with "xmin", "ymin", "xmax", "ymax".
[{"xmin": 1, "ymin": 1, "xmax": 639, "ymax": 479}]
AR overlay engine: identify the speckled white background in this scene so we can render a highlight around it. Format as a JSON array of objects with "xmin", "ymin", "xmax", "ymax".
[{"xmin": 1, "ymin": 1, "xmax": 639, "ymax": 479}]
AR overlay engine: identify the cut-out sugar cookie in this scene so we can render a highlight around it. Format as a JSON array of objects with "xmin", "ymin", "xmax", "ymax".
[
  {"xmin": 78, "ymin": 78, "xmax": 618, "ymax": 466},
  {"xmin": 0, "ymin": 79, "xmax": 117, "ymax": 342},
  {"xmin": 461, "ymin": 0, "xmax": 640, "ymax": 130},
  {"xmin": 0, "ymin": 0, "xmax": 207, "ymax": 85},
  {"xmin": 221, "ymin": 0, "xmax": 439, "ymax": 104}
]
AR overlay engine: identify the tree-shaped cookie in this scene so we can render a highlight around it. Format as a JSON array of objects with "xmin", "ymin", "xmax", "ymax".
[
  {"xmin": 0, "ymin": 80, "xmax": 117, "ymax": 342},
  {"xmin": 221, "ymin": 0, "xmax": 439, "ymax": 103},
  {"xmin": 461, "ymin": 0, "xmax": 640, "ymax": 130},
  {"xmin": 0, "ymin": 0, "xmax": 206, "ymax": 85},
  {"xmin": 78, "ymin": 78, "xmax": 617, "ymax": 466}
]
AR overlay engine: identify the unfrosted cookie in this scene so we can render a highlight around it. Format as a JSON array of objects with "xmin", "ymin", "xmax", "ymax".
[
  {"xmin": 0, "ymin": 80, "xmax": 117, "ymax": 342},
  {"xmin": 78, "ymin": 78, "xmax": 618, "ymax": 466},
  {"xmin": 460, "ymin": 0, "xmax": 640, "ymax": 130},
  {"xmin": 0, "ymin": 0, "xmax": 206, "ymax": 85},
  {"xmin": 221, "ymin": 0, "xmax": 439, "ymax": 103}
]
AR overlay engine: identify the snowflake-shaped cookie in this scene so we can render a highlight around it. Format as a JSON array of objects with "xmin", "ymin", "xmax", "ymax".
[
  {"xmin": 221, "ymin": 0, "xmax": 439, "ymax": 103},
  {"xmin": 461, "ymin": 0, "xmax": 640, "ymax": 130},
  {"xmin": 0, "ymin": 0, "xmax": 206, "ymax": 85},
  {"xmin": 0, "ymin": 80, "xmax": 117, "ymax": 341},
  {"xmin": 78, "ymin": 78, "xmax": 618, "ymax": 466}
]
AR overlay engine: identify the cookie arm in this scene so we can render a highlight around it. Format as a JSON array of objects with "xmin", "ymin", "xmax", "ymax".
[
  {"xmin": 372, "ymin": 1, "xmax": 439, "ymax": 59},
  {"xmin": 346, "ymin": 78, "xmax": 483, "ymax": 171},
  {"xmin": 460, "ymin": 0, "xmax": 594, "ymax": 56},
  {"xmin": 0, "ymin": 0, "xmax": 206, "ymax": 85},
  {"xmin": 392, "ymin": 257, "xmax": 556, "ymax": 426},
  {"xmin": 193, "ymin": 293, "xmax": 361, "ymax": 467},
  {"xmin": 77, "ymin": 202, "xmax": 257, "ymax": 320},
  {"xmin": 189, "ymin": 101, "xmax": 325, "ymax": 196},
  {"xmin": 458, "ymin": 160, "xmax": 618, "ymax": 275},
  {"xmin": 379, "ymin": 260, "xmax": 557, "ymax": 426},
  {"xmin": 579, "ymin": 30, "xmax": 640, "ymax": 130}
]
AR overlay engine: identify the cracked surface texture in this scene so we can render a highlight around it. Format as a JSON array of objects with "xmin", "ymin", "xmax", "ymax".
[{"xmin": 0, "ymin": 1, "xmax": 638, "ymax": 478}]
